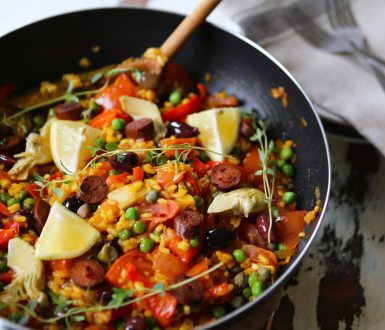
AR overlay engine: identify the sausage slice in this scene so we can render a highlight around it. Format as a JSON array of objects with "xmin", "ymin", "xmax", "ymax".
[
  {"xmin": 32, "ymin": 198, "xmax": 51, "ymax": 233},
  {"xmin": 125, "ymin": 118, "xmax": 154, "ymax": 140},
  {"xmin": 55, "ymin": 103, "xmax": 83, "ymax": 120},
  {"xmin": 175, "ymin": 209, "xmax": 203, "ymax": 239},
  {"xmin": 70, "ymin": 259, "xmax": 105, "ymax": 288},
  {"xmin": 79, "ymin": 176, "xmax": 108, "ymax": 204},
  {"xmin": 172, "ymin": 275, "xmax": 205, "ymax": 305},
  {"xmin": 210, "ymin": 164, "xmax": 242, "ymax": 191}
]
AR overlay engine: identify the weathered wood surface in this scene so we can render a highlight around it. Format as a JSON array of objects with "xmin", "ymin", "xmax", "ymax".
[{"xmin": 271, "ymin": 137, "xmax": 385, "ymax": 330}]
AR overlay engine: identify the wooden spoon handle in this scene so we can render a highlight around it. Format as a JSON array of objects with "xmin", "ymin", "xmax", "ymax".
[{"xmin": 160, "ymin": 0, "xmax": 221, "ymax": 58}]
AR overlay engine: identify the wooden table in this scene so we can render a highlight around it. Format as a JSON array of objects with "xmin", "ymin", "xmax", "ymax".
[{"xmin": 270, "ymin": 136, "xmax": 385, "ymax": 329}]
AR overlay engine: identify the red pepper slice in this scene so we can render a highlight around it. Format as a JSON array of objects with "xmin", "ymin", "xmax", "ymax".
[
  {"xmin": 89, "ymin": 108, "xmax": 132, "ymax": 129},
  {"xmin": 106, "ymin": 172, "xmax": 129, "ymax": 186},
  {"xmin": 197, "ymin": 83, "xmax": 208, "ymax": 100},
  {"xmin": 26, "ymin": 184, "xmax": 41, "ymax": 200},
  {"xmin": 0, "ymin": 221, "xmax": 20, "ymax": 248},
  {"xmin": 0, "ymin": 202, "xmax": 10, "ymax": 217},
  {"xmin": 162, "ymin": 94, "xmax": 202, "ymax": 122},
  {"xmin": 132, "ymin": 167, "xmax": 144, "ymax": 181},
  {"xmin": 192, "ymin": 158, "xmax": 207, "ymax": 177},
  {"xmin": 184, "ymin": 172, "xmax": 200, "ymax": 195}
]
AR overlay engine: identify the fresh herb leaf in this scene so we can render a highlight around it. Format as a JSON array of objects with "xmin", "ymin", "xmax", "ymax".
[
  {"xmin": 153, "ymin": 283, "xmax": 166, "ymax": 297},
  {"xmin": 91, "ymin": 72, "xmax": 104, "ymax": 84},
  {"xmin": 108, "ymin": 288, "xmax": 134, "ymax": 307},
  {"xmin": 48, "ymin": 291, "xmax": 73, "ymax": 313},
  {"xmin": 52, "ymin": 187, "xmax": 63, "ymax": 198}
]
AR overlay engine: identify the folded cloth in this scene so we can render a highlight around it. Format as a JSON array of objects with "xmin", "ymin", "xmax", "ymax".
[{"xmin": 218, "ymin": 0, "xmax": 385, "ymax": 156}]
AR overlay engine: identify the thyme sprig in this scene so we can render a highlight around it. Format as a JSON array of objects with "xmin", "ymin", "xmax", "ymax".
[
  {"xmin": 250, "ymin": 120, "xmax": 276, "ymax": 244},
  {"xmin": 0, "ymin": 67, "xmax": 134, "ymax": 126},
  {"xmin": 34, "ymin": 144, "xmax": 236, "ymax": 197},
  {"xmin": 14, "ymin": 262, "xmax": 224, "ymax": 324}
]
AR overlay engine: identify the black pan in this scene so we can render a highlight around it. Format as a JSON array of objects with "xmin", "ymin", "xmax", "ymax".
[{"xmin": 0, "ymin": 8, "xmax": 331, "ymax": 330}]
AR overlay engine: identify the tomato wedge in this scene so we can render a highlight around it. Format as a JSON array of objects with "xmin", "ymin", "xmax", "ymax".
[
  {"xmin": 153, "ymin": 249, "xmax": 188, "ymax": 279},
  {"xmin": 132, "ymin": 166, "xmax": 144, "ymax": 181},
  {"xmin": 151, "ymin": 200, "xmax": 181, "ymax": 224},
  {"xmin": 164, "ymin": 229, "xmax": 199, "ymax": 264},
  {"xmin": 106, "ymin": 172, "xmax": 129, "ymax": 186},
  {"xmin": 192, "ymin": 158, "xmax": 207, "ymax": 177},
  {"xmin": 105, "ymin": 250, "xmax": 153, "ymax": 287},
  {"xmin": 146, "ymin": 293, "xmax": 177, "ymax": 327},
  {"xmin": 95, "ymin": 73, "xmax": 136, "ymax": 111},
  {"xmin": 0, "ymin": 269, "xmax": 13, "ymax": 283},
  {"xmin": 184, "ymin": 172, "xmax": 200, "ymax": 195},
  {"xmin": 275, "ymin": 209, "xmax": 306, "ymax": 251},
  {"xmin": 26, "ymin": 184, "xmax": 41, "ymax": 200}
]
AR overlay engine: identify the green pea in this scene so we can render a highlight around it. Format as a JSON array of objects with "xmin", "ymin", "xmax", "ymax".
[
  {"xmin": 233, "ymin": 249, "xmax": 246, "ymax": 263},
  {"xmin": 278, "ymin": 243, "xmax": 287, "ymax": 251},
  {"xmin": 22, "ymin": 198, "xmax": 35, "ymax": 211},
  {"xmin": 118, "ymin": 229, "xmax": 131, "ymax": 240},
  {"xmin": 198, "ymin": 150, "xmax": 209, "ymax": 162},
  {"xmin": 133, "ymin": 221, "xmax": 146, "ymax": 234},
  {"xmin": 109, "ymin": 169, "xmax": 120, "ymax": 176},
  {"xmin": 7, "ymin": 197, "xmax": 20, "ymax": 207},
  {"xmin": 248, "ymin": 272, "xmax": 259, "ymax": 288},
  {"xmin": 125, "ymin": 207, "xmax": 139, "ymax": 220},
  {"xmin": 251, "ymin": 281, "xmax": 263, "ymax": 297},
  {"xmin": 280, "ymin": 147, "xmax": 293, "ymax": 161},
  {"xmin": 193, "ymin": 195, "xmax": 203, "ymax": 209},
  {"xmin": 277, "ymin": 159, "xmax": 286, "ymax": 169},
  {"xmin": 105, "ymin": 142, "xmax": 118, "ymax": 151},
  {"xmin": 282, "ymin": 164, "xmax": 294, "ymax": 178},
  {"xmin": 94, "ymin": 137, "xmax": 106, "ymax": 149},
  {"xmin": 33, "ymin": 114, "xmax": 46, "ymax": 128},
  {"xmin": 212, "ymin": 305, "xmax": 226, "ymax": 318},
  {"xmin": 140, "ymin": 238, "xmax": 154, "ymax": 253},
  {"xmin": 0, "ymin": 260, "xmax": 9, "ymax": 273},
  {"xmin": 242, "ymin": 287, "xmax": 252, "ymax": 299},
  {"xmin": 169, "ymin": 91, "xmax": 182, "ymax": 105},
  {"xmin": 189, "ymin": 238, "xmax": 200, "ymax": 248},
  {"xmin": 18, "ymin": 190, "xmax": 29, "ymax": 201},
  {"xmin": 112, "ymin": 118, "xmax": 125, "ymax": 131},
  {"xmin": 146, "ymin": 190, "xmax": 160, "ymax": 204},
  {"xmin": 283, "ymin": 191, "xmax": 296, "ymax": 204},
  {"xmin": 48, "ymin": 108, "xmax": 56, "ymax": 118},
  {"xmin": 0, "ymin": 193, "xmax": 10, "ymax": 204}
]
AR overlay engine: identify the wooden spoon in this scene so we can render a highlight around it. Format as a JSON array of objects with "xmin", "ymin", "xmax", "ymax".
[{"xmin": 160, "ymin": 0, "xmax": 221, "ymax": 59}]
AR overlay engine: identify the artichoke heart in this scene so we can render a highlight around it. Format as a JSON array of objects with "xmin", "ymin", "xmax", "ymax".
[
  {"xmin": 9, "ymin": 120, "xmax": 52, "ymax": 180},
  {"xmin": 0, "ymin": 238, "xmax": 45, "ymax": 303},
  {"xmin": 208, "ymin": 188, "xmax": 267, "ymax": 217},
  {"xmin": 107, "ymin": 181, "xmax": 148, "ymax": 209}
]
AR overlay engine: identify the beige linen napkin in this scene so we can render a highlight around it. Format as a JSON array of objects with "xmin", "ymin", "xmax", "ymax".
[{"xmin": 219, "ymin": 0, "xmax": 385, "ymax": 155}]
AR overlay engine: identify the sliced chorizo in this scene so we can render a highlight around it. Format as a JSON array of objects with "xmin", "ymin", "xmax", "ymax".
[
  {"xmin": 171, "ymin": 275, "xmax": 205, "ymax": 306},
  {"xmin": 32, "ymin": 198, "xmax": 51, "ymax": 233},
  {"xmin": 70, "ymin": 259, "xmax": 105, "ymax": 288},
  {"xmin": 55, "ymin": 103, "xmax": 83, "ymax": 120},
  {"xmin": 79, "ymin": 175, "xmax": 108, "ymax": 204},
  {"xmin": 175, "ymin": 209, "xmax": 203, "ymax": 239},
  {"xmin": 210, "ymin": 164, "xmax": 242, "ymax": 191},
  {"xmin": 125, "ymin": 118, "xmax": 154, "ymax": 140}
]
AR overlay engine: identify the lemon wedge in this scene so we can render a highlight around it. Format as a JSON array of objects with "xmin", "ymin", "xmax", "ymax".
[
  {"xmin": 50, "ymin": 119, "xmax": 103, "ymax": 173},
  {"xmin": 186, "ymin": 107, "xmax": 241, "ymax": 161},
  {"xmin": 120, "ymin": 96, "xmax": 166, "ymax": 139},
  {"xmin": 35, "ymin": 202, "xmax": 100, "ymax": 260}
]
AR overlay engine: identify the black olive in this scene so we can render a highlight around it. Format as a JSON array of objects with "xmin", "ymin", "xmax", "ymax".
[
  {"xmin": 63, "ymin": 196, "xmax": 83, "ymax": 213},
  {"xmin": 0, "ymin": 153, "xmax": 16, "ymax": 168},
  {"xmin": 205, "ymin": 228, "xmax": 236, "ymax": 249},
  {"xmin": 109, "ymin": 152, "xmax": 139, "ymax": 172},
  {"xmin": 167, "ymin": 121, "xmax": 199, "ymax": 138},
  {"xmin": 125, "ymin": 316, "xmax": 146, "ymax": 330},
  {"xmin": 98, "ymin": 288, "xmax": 113, "ymax": 305}
]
